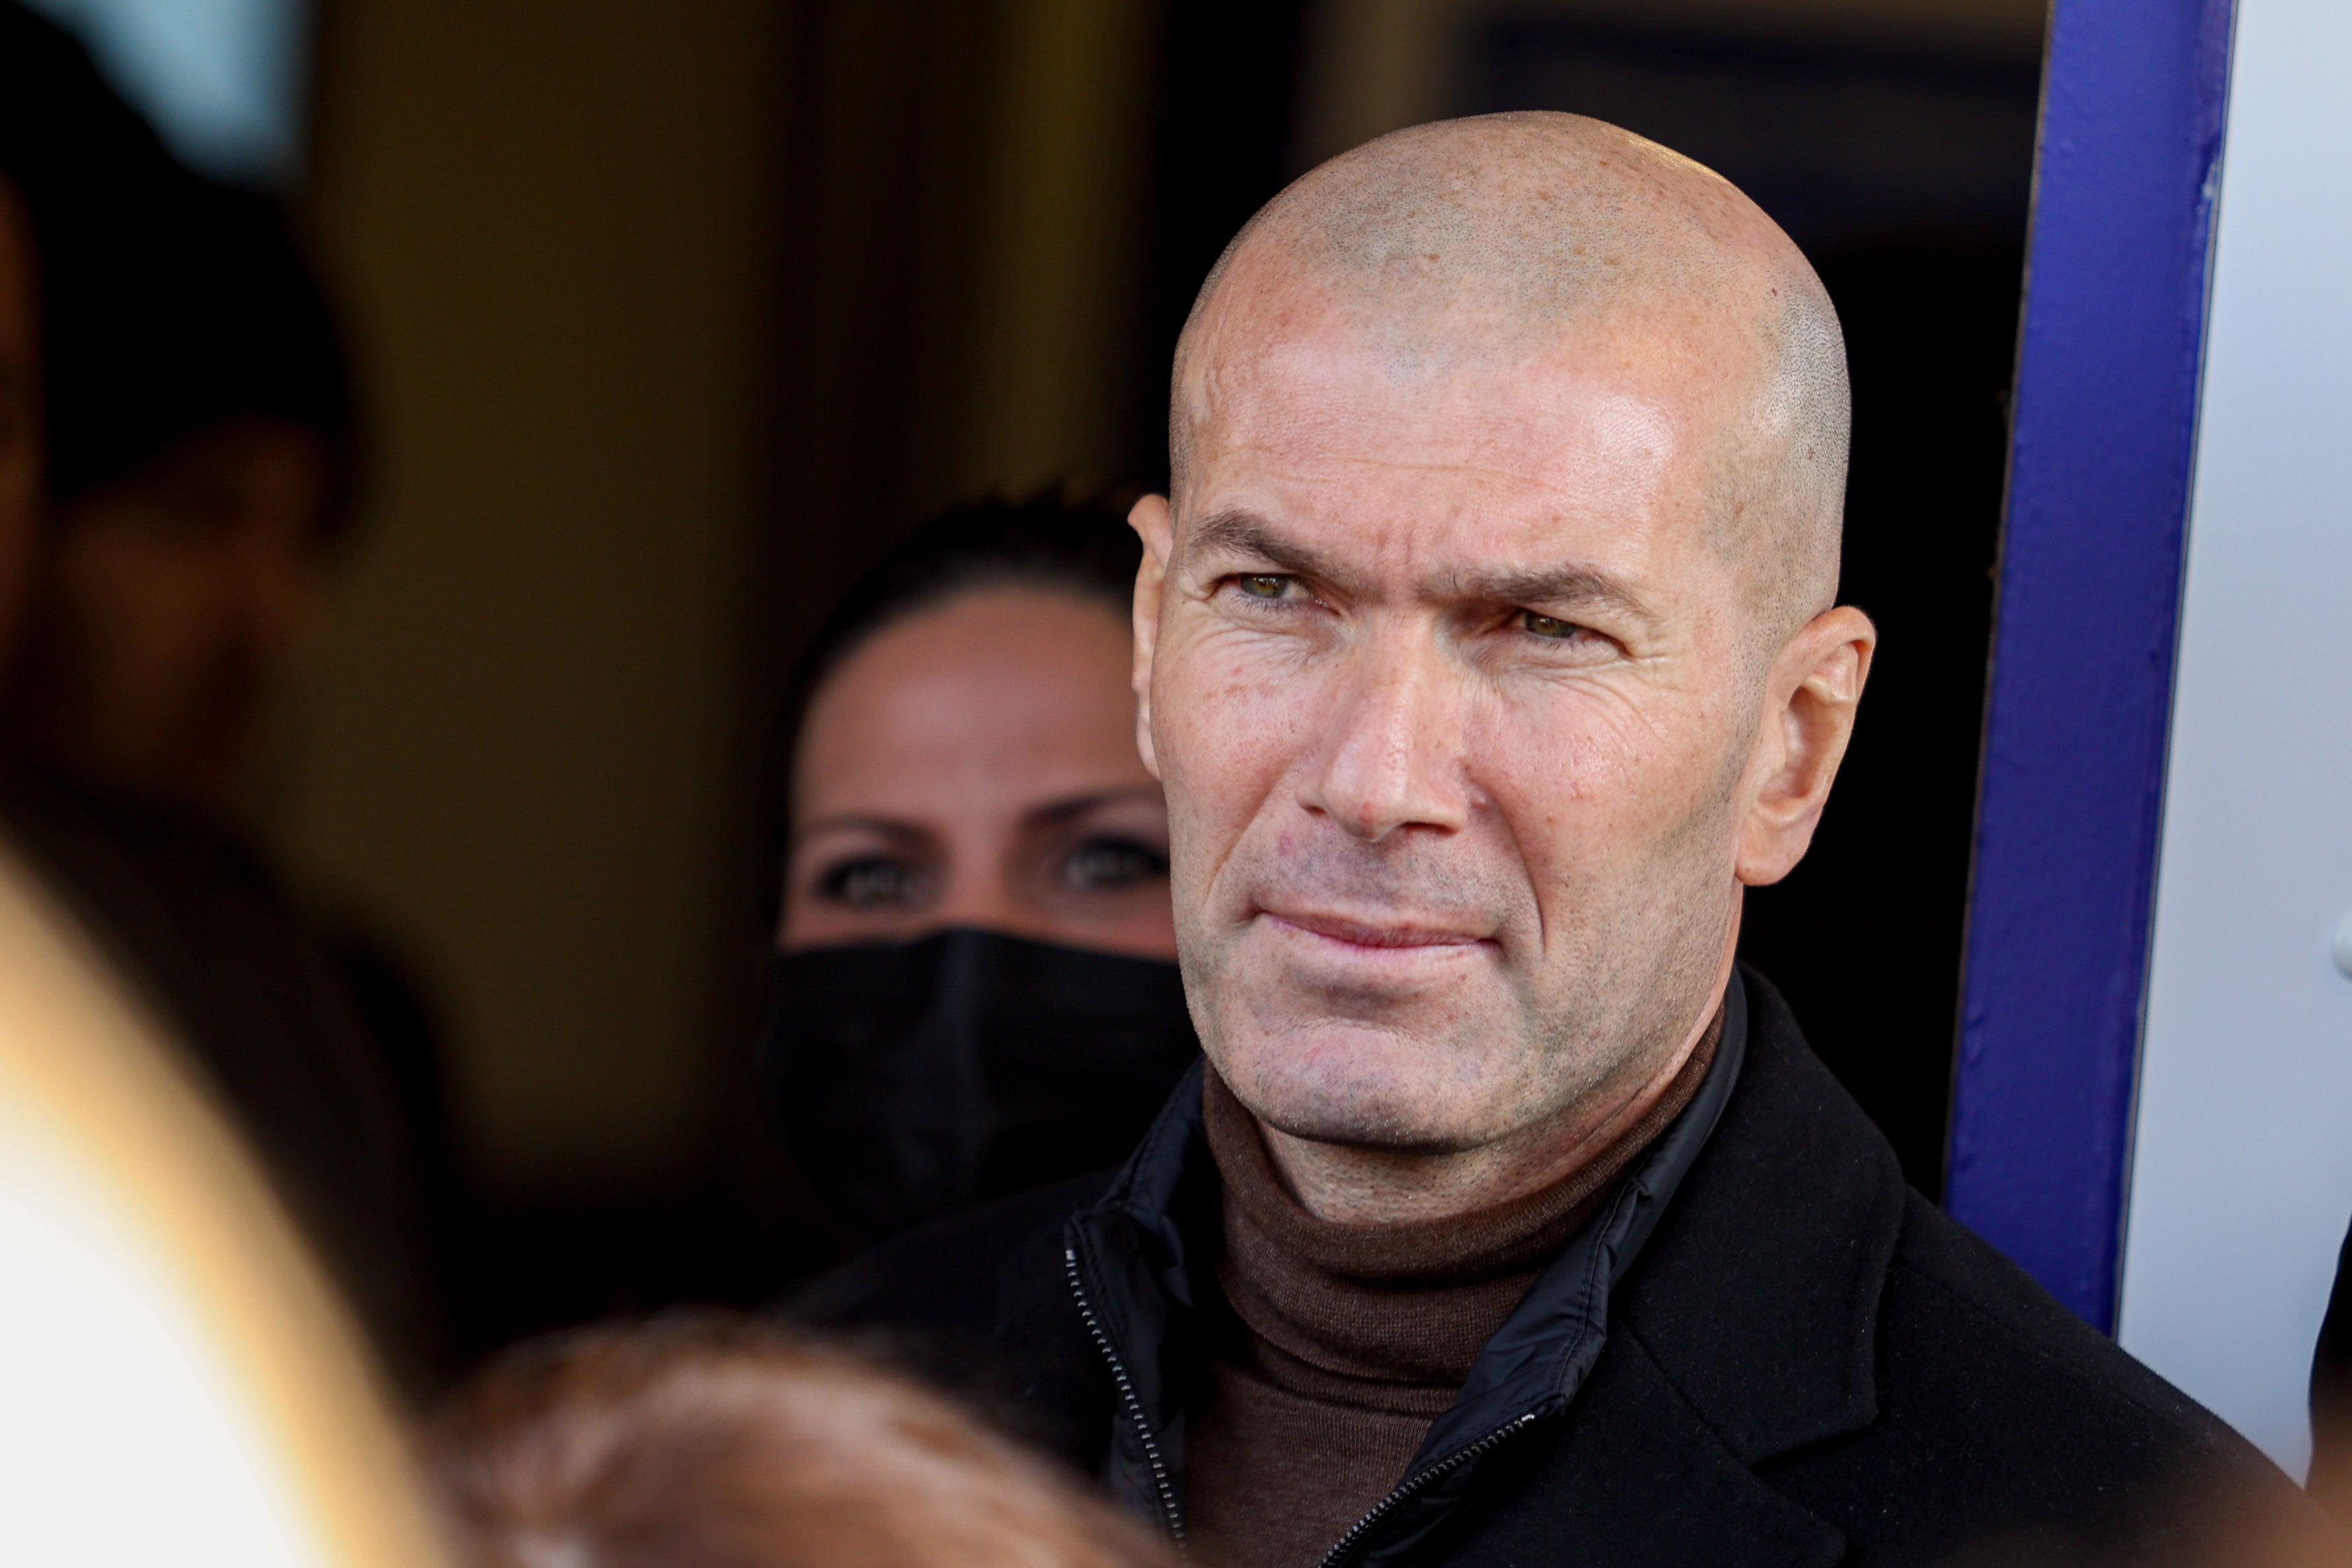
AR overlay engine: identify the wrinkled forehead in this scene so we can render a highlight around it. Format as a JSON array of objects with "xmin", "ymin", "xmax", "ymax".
[
  {"xmin": 1186, "ymin": 238, "xmax": 1775, "ymax": 447},
  {"xmin": 1179, "ymin": 336, "xmax": 1761, "ymax": 623},
  {"xmin": 1180, "ymin": 280, "xmax": 1755, "ymax": 527}
]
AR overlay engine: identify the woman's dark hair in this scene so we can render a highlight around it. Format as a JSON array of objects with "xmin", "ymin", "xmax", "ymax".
[
  {"xmin": 763, "ymin": 489, "xmax": 1144, "ymax": 913},
  {"xmin": 0, "ymin": 3, "xmax": 357, "ymax": 527}
]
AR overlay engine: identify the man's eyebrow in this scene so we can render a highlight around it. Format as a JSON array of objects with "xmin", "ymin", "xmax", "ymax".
[
  {"xmin": 1180, "ymin": 509, "xmax": 1345, "ymax": 582},
  {"xmin": 1189, "ymin": 508, "xmax": 1658, "ymax": 625},
  {"xmin": 1460, "ymin": 564, "xmax": 1661, "ymax": 627}
]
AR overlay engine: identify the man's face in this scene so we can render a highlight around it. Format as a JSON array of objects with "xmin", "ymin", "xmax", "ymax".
[
  {"xmin": 1135, "ymin": 310, "xmax": 1771, "ymax": 1156},
  {"xmin": 20, "ymin": 416, "xmax": 331, "ymax": 815}
]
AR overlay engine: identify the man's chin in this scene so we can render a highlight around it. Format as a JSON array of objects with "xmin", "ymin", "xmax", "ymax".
[{"xmin": 1212, "ymin": 1032, "xmax": 1507, "ymax": 1154}]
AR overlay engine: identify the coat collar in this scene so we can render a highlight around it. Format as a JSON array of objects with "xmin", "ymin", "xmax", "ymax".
[
  {"xmin": 1407, "ymin": 971, "xmax": 1750, "ymax": 1466},
  {"xmin": 1067, "ymin": 978, "xmax": 1751, "ymax": 1464},
  {"xmin": 1065, "ymin": 970, "xmax": 1905, "ymax": 1561},
  {"xmin": 1610, "ymin": 970, "xmax": 1904, "ymax": 1466}
]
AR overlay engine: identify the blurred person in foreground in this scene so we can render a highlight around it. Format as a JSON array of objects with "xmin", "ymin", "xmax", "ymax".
[
  {"xmin": 0, "ymin": 831, "xmax": 445, "ymax": 1568},
  {"xmin": 759, "ymin": 494, "xmax": 1198, "ymax": 1248},
  {"xmin": 796, "ymin": 113, "xmax": 2301, "ymax": 1565},
  {"xmin": 429, "ymin": 1313, "xmax": 1170, "ymax": 1568},
  {"xmin": 0, "ymin": 1, "xmax": 451, "ymax": 1393}
]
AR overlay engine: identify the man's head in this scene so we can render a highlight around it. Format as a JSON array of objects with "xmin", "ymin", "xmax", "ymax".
[
  {"xmin": 0, "ymin": 56, "xmax": 354, "ymax": 819},
  {"xmin": 0, "ymin": 1, "xmax": 189, "ymax": 698},
  {"xmin": 1129, "ymin": 113, "xmax": 1873, "ymax": 1208}
]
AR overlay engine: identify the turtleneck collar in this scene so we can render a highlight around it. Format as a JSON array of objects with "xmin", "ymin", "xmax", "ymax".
[{"xmin": 1202, "ymin": 1006, "xmax": 1725, "ymax": 1407}]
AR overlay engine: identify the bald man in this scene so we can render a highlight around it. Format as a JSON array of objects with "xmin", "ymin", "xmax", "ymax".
[{"xmin": 797, "ymin": 114, "xmax": 2274, "ymax": 1565}]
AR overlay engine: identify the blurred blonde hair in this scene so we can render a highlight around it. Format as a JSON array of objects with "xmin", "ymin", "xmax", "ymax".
[
  {"xmin": 0, "ymin": 836, "xmax": 439, "ymax": 1567},
  {"xmin": 428, "ymin": 1313, "xmax": 1171, "ymax": 1568}
]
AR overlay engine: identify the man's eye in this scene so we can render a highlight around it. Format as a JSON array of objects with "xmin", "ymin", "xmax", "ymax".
[
  {"xmin": 817, "ymin": 856, "xmax": 931, "ymax": 910},
  {"xmin": 1519, "ymin": 610, "xmax": 1591, "ymax": 641},
  {"xmin": 1234, "ymin": 574, "xmax": 1299, "ymax": 601},
  {"xmin": 1062, "ymin": 836, "xmax": 1169, "ymax": 892}
]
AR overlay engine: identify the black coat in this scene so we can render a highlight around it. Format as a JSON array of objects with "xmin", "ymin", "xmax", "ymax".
[{"xmin": 794, "ymin": 970, "xmax": 2283, "ymax": 1566}]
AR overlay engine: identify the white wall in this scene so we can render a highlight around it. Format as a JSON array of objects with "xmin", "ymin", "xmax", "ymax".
[{"xmin": 2118, "ymin": 0, "xmax": 2352, "ymax": 1476}]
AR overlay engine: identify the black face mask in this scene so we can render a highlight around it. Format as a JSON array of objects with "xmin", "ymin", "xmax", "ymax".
[{"xmin": 757, "ymin": 927, "xmax": 1199, "ymax": 1247}]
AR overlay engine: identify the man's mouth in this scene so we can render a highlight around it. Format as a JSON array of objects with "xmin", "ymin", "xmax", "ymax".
[{"xmin": 1256, "ymin": 906, "xmax": 1496, "ymax": 953}]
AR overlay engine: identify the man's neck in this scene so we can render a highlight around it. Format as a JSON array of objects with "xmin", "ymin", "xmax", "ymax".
[{"xmin": 1260, "ymin": 960, "xmax": 1735, "ymax": 1228}]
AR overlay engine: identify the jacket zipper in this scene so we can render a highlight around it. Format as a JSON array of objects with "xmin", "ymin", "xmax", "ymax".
[
  {"xmin": 1065, "ymin": 1245, "xmax": 1186, "ymax": 1545},
  {"xmin": 1316, "ymin": 1410, "xmax": 1544, "ymax": 1568}
]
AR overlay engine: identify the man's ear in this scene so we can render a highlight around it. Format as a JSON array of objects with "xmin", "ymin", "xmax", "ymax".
[
  {"xmin": 1735, "ymin": 605, "xmax": 1876, "ymax": 887},
  {"xmin": 1128, "ymin": 493, "xmax": 1174, "ymax": 780}
]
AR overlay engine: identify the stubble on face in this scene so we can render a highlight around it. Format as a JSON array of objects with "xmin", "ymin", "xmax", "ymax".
[{"xmin": 1155, "ymin": 369, "xmax": 1756, "ymax": 1163}]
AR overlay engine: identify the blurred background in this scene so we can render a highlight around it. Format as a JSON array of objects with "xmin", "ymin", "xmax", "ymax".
[{"xmin": 24, "ymin": 0, "xmax": 2048, "ymax": 1369}]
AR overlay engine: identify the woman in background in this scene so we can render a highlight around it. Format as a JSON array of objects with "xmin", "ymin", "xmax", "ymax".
[{"xmin": 759, "ymin": 492, "xmax": 1196, "ymax": 1247}]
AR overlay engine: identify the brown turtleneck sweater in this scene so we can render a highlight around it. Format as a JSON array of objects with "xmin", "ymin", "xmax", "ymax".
[{"xmin": 1185, "ymin": 1010, "xmax": 1723, "ymax": 1568}]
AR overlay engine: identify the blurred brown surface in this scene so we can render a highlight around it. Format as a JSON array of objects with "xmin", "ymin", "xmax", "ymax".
[
  {"xmin": 267, "ymin": 0, "xmax": 1313, "ymax": 1354},
  {"xmin": 294, "ymin": 0, "xmax": 785, "ymax": 1202}
]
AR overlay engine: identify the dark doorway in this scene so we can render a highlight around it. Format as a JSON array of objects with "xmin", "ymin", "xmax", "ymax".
[{"xmin": 1455, "ymin": 16, "xmax": 2041, "ymax": 1195}]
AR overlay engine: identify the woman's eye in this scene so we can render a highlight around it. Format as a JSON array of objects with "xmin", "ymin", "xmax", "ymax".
[
  {"xmin": 1519, "ymin": 610, "xmax": 1590, "ymax": 641},
  {"xmin": 1234, "ymin": 574, "xmax": 1299, "ymax": 602},
  {"xmin": 816, "ymin": 856, "xmax": 931, "ymax": 910},
  {"xmin": 1062, "ymin": 836, "xmax": 1170, "ymax": 893}
]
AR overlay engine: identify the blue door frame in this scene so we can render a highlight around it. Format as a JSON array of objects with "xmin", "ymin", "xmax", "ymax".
[{"xmin": 1946, "ymin": 0, "xmax": 2238, "ymax": 1331}]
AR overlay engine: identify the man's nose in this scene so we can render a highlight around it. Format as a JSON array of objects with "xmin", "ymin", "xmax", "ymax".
[{"xmin": 1296, "ymin": 632, "xmax": 1471, "ymax": 843}]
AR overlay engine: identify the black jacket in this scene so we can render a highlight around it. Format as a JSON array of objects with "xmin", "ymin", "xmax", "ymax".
[{"xmin": 794, "ymin": 970, "xmax": 2280, "ymax": 1566}]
